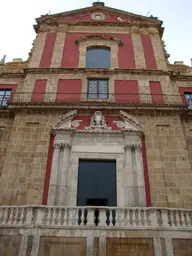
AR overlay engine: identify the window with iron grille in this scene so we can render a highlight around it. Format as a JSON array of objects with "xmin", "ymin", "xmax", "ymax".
[
  {"xmin": 0, "ymin": 90, "xmax": 12, "ymax": 107},
  {"xmin": 87, "ymin": 79, "xmax": 109, "ymax": 99},
  {"xmin": 184, "ymin": 93, "xmax": 192, "ymax": 109},
  {"xmin": 86, "ymin": 47, "xmax": 111, "ymax": 68}
]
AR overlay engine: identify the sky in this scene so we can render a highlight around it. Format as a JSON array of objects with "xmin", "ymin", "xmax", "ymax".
[{"xmin": 0, "ymin": 0, "xmax": 191, "ymax": 65}]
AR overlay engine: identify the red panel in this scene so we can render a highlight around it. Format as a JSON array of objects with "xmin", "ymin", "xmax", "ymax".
[
  {"xmin": 39, "ymin": 33, "xmax": 57, "ymax": 68},
  {"xmin": 72, "ymin": 115, "xmax": 122, "ymax": 130},
  {"xmin": 61, "ymin": 33, "xmax": 83, "ymax": 67},
  {"xmin": 141, "ymin": 34, "xmax": 157, "ymax": 70},
  {"xmin": 56, "ymin": 79, "xmax": 82, "ymax": 102},
  {"xmin": 115, "ymin": 80, "xmax": 140, "ymax": 103},
  {"xmin": 179, "ymin": 87, "xmax": 192, "ymax": 104},
  {"xmin": 32, "ymin": 80, "xmax": 47, "ymax": 102},
  {"xmin": 142, "ymin": 135, "xmax": 151, "ymax": 207},
  {"xmin": 42, "ymin": 134, "xmax": 54, "ymax": 205},
  {"xmin": 0, "ymin": 84, "xmax": 17, "ymax": 103},
  {"xmin": 149, "ymin": 81, "xmax": 164, "ymax": 104},
  {"xmin": 114, "ymin": 34, "xmax": 135, "ymax": 69}
]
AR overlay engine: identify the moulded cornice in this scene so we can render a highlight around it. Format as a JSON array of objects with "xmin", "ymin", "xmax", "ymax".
[{"xmin": 75, "ymin": 35, "xmax": 123, "ymax": 45}]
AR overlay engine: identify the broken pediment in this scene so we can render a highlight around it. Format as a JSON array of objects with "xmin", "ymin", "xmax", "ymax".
[
  {"xmin": 53, "ymin": 110, "xmax": 142, "ymax": 133},
  {"xmin": 35, "ymin": 2, "xmax": 162, "ymax": 32}
]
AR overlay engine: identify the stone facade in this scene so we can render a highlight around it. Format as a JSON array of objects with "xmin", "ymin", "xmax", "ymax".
[{"xmin": 0, "ymin": 1, "xmax": 192, "ymax": 255}]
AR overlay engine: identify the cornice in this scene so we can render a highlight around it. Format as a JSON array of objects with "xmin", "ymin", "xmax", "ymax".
[
  {"xmin": 24, "ymin": 67, "xmax": 169, "ymax": 76},
  {"xmin": 75, "ymin": 35, "xmax": 123, "ymax": 45}
]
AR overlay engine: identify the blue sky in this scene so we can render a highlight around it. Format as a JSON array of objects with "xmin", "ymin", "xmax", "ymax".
[{"xmin": 0, "ymin": 0, "xmax": 191, "ymax": 65}]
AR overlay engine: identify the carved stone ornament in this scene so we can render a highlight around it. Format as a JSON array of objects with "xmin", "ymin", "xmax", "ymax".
[
  {"xmin": 71, "ymin": 120, "xmax": 82, "ymax": 128},
  {"xmin": 113, "ymin": 120, "xmax": 125, "ymax": 128},
  {"xmin": 85, "ymin": 111, "xmax": 112, "ymax": 131},
  {"xmin": 90, "ymin": 12, "xmax": 106, "ymax": 21}
]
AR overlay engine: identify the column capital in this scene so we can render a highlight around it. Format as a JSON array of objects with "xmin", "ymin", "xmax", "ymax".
[
  {"xmin": 53, "ymin": 142, "xmax": 61, "ymax": 149},
  {"xmin": 61, "ymin": 143, "xmax": 71, "ymax": 150},
  {"xmin": 124, "ymin": 144, "xmax": 134, "ymax": 151},
  {"xmin": 134, "ymin": 144, "xmax": 142, "ymax": 151}
]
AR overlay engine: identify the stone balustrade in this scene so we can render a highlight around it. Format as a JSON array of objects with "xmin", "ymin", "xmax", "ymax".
[{"xmin": 0, "ymin": 206, "xmax": 191, "ymax": 229}]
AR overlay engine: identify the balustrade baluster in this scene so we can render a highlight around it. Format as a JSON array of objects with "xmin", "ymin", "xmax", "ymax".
[
  {"xmin": 109, "ymin": 209, "xmax": 114, "ymax": 226},
  {"xmin": 14, "ymin": 208, "xmax": 20, "ymax": 225},
  {"xmin": 98, "ymin": 209, "xmax": 106, "ymax": 226},
  {"xmin": 170, "ymin": 211, "xmax": 175, "ymax": 227},
  {"xmin": 63, "ymin": 208, "xmax": 68, "ymax": 225},
  {"xmin": 144, "ymin": 209, "xmax": 148, "ymax": 226},
  {"xmin": 181, "ymin": 211, "xmax": 185, "ymax": 227},
  {"xmin": 161, "ymin": 209, "xmax": 170, "ymax": 227},
  {"xmin": 8, "ymin": 208, "xmax": 14, "ymax": 224},
  {"xmin": 57, "ymin": 208, "xmax": 62, "ymax": 226},
  {"xmin": 126, "ymin": 209, "xmax": 131, "ymax": 227},
  {"xmin": 73, "ymin": 208, "xmax": 78, "ymax": 225},
  {"xmin": 175, "ymin": 211, "xmax": 181, "ymax": 227},
  {"xmin": 2, "ymin": 208, "xmax": 9, "ymax": 224},
  {"xmin": 149, "ymin": 209, "xmax": 158, "ymax": 227},
  {"xmin": 186, "ymin": 212, "xmax": 191, "ymax": 227},
  {"xmin": 68, "ymin": 208, "xmax": 74, "ymax": 225},
  {"xmin": 52, "ymin": 208, "xmax": 57, "ymax": 225},
  {"xmin": 36, "ymin": 208, "xmax": 44, "ymax": 226},
  {"xmin": 138, "ymin": 209, "xmax": 142, "ymax": 227},
  {"xmin": 19, "ymin": 208, "xmax": 25, "ymax": 225},
  {"xmin": 87, "ymin": 208, "xmax": 94, "ymax": 226},
  {"xmin": 46, "ymin": 208, "xmax": 52, "ymax": 225},
  {"xmin": 132, "ymin": 209, "xmax": 136, "ymax": 227}
]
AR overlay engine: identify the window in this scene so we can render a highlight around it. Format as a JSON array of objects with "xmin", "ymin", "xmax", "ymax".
[
  {"xmin": 0, "ymin": 90, "xmax": 11, "ymax": 107},
  {"xmin": 87, "ymin": 79, "xmax": 109, "ymax": 99},
  {"xmin": 86, "ymin": 47, "xmax": 111, "ymax": 68},
  {"xmin": 184, "ymin": 93, "xmax": 192, "ymax": 109}
]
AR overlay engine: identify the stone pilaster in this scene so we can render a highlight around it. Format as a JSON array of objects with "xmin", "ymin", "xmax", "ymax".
[
  {"xmin": 47, "ymin": 142, "xmax": 61, "ymax": 205},
  {"xmin": 19, "ymin": 235, "xmax": 28, "ymax": 256},
  {"xmin": 134, "ymin": 144, "xmax": 146, "ymax": 207},
  {"xmin": 124, "ymin": 145, "xmax": 135, "ymax": 206},
  {"xmin": 30, "ymin": 235, "xmax": 40, "ymax": 256},
  {"xmin": 57, "ymin": 143, "xmax": 71, "ymax": 205}
]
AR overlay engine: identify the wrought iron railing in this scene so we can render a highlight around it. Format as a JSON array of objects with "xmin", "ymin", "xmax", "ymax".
[{"xmin": 2, "ymin": 93, "xmax": 189, "ymax": 107}]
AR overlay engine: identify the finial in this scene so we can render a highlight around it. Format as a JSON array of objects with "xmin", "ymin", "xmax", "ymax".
[{"xmin": 0, "ymin": 55, "xmax": 6, "ymax": 64}]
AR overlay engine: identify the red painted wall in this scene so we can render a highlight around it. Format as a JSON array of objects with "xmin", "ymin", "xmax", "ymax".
[
  {"xmin": 42, "ymin": 134, "xmax": 54, "ymax": 205},
  {"xmin": 141, "ymin": 34, "xmax": 157, "ymax": 70},
  {"xmin": 115, "ymin": 80, "xmax": 140, "ymax": 103},
  {"xmin": 0, "ymin": 84, "xmax": 17, "ymax": 103},
  {"xmin": 61, "ymin": 33, "xmax": 135, "ymax": 69},
  {"xmin": 32, "ymin": 80, "xmax": 47, "ymax": 102},
  {"xmin": 142, "ymin": 135, "xmax": 151, "ymax": 206},
  {"xmin": 56, "ymin": 79, "xmax": 82, "ymax": 102},
  {"xmin": 149, "ymin": 81, "xmax": 164, "ymax": 104},
  {"xmin": 61, "ymin": 33, "xmax": 83, "ymax": 67},
  {"xmin": 179, "ymin": 87, "xmax": 192, "ymax": 104},
  {"xmin": 39, "ymin": 33, "xmax": 57, "ymax": 68},
  {"xmin": 72, "ymin": 115, "xmax": 122, "ymax": 130},
  {"xmin": 113, "ymin": 34, "xmax": 135, "ymax": 69}
]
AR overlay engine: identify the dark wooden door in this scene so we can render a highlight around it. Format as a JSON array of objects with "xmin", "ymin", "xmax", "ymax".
[{"xmin": 77, "ymin": 160, "xmax": 117, "ymax": 206}]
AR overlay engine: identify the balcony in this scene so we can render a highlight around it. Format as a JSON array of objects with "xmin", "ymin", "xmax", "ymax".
[
  {"xmin": 5, "ymin": 93, "xmax": 190, "ymax": 110},
  {"xmin": 1, "ymin": 206, "xmax": 192, "ymax": 255},
  {"xmin": 1, "ymin": 205, "xmax": 191, "ymax": 229}
]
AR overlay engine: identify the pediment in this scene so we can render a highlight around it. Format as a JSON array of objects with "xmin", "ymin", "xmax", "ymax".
[
  {"xmin": 35, "ymin": 2, "xmax": 162, "ymax": 31},
  {"xmin": 52, "ymin": 109, "xmax": 142, "ymax": 133}
]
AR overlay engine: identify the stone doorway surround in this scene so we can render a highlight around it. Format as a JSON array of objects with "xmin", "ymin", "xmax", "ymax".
[{"xmin": 47, "ymin": 110, "xmax": 146, "ymax": 207}]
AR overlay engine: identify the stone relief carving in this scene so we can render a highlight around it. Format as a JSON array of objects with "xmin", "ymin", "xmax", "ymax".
[
  {"xmin": 71, "ymin": 120, "xmax": 82, "ymax": 128},
  {"xmin": 124, "ymin": 144, "xmax": 142, "ymax": 151},
  {"xmin": 85, "ymin": 111, "xmax": 112, "ymax": 131},
  {"xmin": 113, "ymin": 120, "xmax": 125, "ymax": 128}
]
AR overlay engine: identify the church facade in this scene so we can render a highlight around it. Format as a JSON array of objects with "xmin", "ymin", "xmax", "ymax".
[{"xmin": 0, "ymin": 2, "xmax": 192, "ymax": 255}]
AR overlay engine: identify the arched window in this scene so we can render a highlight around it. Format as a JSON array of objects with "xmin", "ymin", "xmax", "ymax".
[{"xmin": 86, "ymin": 47, "xmax": 111, "ymax": 68}]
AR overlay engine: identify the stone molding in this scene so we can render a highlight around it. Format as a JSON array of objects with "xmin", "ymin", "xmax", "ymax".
[
  {"xmin": 124, "ymin": 144, "xmax": 142, "ymax": 151},
  {"xmin": 75, "ymin": 35, "xmax": 123, "ymax": 45}
]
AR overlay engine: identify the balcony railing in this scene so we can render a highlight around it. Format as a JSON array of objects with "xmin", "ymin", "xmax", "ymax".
[
  {"xmin": 0, "ymin": 206, "xmax": 192, "ymax": 229},
  {"xmin": 5, "ymin": 93, "xmax": 189, "ymax": 108}
]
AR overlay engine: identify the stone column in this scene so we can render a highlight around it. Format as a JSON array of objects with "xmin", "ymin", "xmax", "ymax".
[
  {"xmin": 134, "ymin": 144, "xmax": 146, "ymax": 206},
  {"xmin": 57, "ymin": 143, "xmax": 71, "ymax": 206},
  {"xmin": 47, "ymin": 142, "xmax": 61, "ymax": 205},
  {"xmin": 19, "ymin": 235, "xmax": 28, "ymax": 256},
  {"xmin": 124, "ymin": 145, "xmax": 135, "ymax": 206},
  {"xmin": 30, "ymin": 235, "xmax": 40, "ymax": 256}
]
